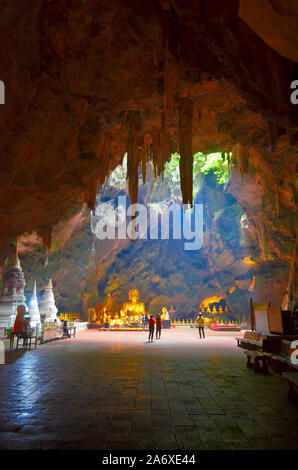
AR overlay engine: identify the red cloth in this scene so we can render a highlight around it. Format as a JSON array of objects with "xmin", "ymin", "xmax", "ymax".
[
  {"xmin": 13, "ymin": 315, "xmax": 26, "ymax": 333},
  {"xmin": 148, "ymin": 318, "xmax": 155, "ymax": 327},
  {"xmin": 156, "ymin": 318, "xmax": 162, "ymax": 327}
]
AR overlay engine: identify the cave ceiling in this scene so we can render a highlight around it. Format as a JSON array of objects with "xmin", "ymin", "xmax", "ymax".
[{"xmin": 0, "ymin": 0, "xmax": 297, "ymax": 264}]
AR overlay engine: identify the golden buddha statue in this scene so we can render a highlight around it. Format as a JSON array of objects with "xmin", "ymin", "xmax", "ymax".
[
  {"xmin": 161, "ymin": 307, "xmax": 170, "ymax": 320},
  {"xmin": 121, "ymin": 288, "xmax": 145, "ymax": 324}
]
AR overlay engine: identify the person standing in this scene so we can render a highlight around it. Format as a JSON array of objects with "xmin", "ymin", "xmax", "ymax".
[
  {"xmin": 13, "ymin": 305, "xmax": 27, "ymax": 333},
  {"xmin": 148, "ymin": 315, "xmax": 155, "ymax": 343},
  {"xmin": 197, "ymin": 313, "xmax": 205, "ymax": 338},
  {"xmin": 156, "ymin": 314, "xmax": 162, "ymax": 339},
  {"xmin": 144, "ymin": 313, "xmax": 149, "ymax": 329},
  {"xmin": 62, "ymin": 319, "xmax": 71, "ymax": 338}
]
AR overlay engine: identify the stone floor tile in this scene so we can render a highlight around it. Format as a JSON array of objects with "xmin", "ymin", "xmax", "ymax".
[{"xmin": 1, "ymin": 329, "xmax": 297, "ymax": 450}]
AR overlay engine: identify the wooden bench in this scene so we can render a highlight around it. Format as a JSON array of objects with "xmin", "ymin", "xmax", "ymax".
[
  {"xmin": 263, "ymin": 340, "xmax": 298, "ymax": 401},
  {"xmin": 236, "ymin": 331, "xmax": 270, "ymax": 374},
  {"xmin": 282, "ymin": 372, "xmax": 298, "ymax": 401},
  {"xmin": 263, "ymin": 340, "xmax": 298, "ymax": 373}
]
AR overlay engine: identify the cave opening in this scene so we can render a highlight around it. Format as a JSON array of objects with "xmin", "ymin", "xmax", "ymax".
[
  {"xmin": 7, "ymin": 142, "xmax": 293, "ymax": 327},
  {"xmin": 89, "ymin": 151, "xmax": 248, "ymax": 323}
]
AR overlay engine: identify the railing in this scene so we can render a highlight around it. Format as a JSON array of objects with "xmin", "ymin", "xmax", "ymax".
[{"xmin": 173, "ymin": 319, "xmax": 241, "ymax": 325}]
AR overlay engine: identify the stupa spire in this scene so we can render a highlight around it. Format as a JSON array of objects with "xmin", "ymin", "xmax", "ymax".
[
  {"xmin": 28, "ymin": 281, "xmax": 40, "ymax": 326},
  {"xmin": 39, "ymin": 278, "xmax": 58, "ymax": 321},
  {"xmin": 0, "ymin": 250, "xmax": 27, "ymax": 328}
]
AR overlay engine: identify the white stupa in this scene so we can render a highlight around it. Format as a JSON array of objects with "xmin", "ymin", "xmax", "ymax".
[
  {"xmin": 39, "ymin": 278, "xmax": 58, "ymax": 321},
  {"xmin": 0, "ymin": 253, "xmax": 27, "ymax": 329},
  {"xmin": 27, "ymin": 281, "xmax": 41, "ymax": 326}
]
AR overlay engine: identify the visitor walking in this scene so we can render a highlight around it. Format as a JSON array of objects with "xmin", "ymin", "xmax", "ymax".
[
  {"xmin": 156, "ymin": 314, "xmax": 162, "ymax": 339},
  {"xmin": 148, "ymin": 315, "xmax": 155, "ymax": 342},
  {"xmin": 197, "ymin": 313, "xmax": 205, "ymax": 338},
  {"xmin": 144, "ymin": 313, "xmax": 149, "ymax": 329}
]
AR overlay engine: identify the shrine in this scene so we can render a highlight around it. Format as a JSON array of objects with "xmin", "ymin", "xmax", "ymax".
[
  {"xmin": 93, "ymin": 289, "xmax": 146, "ymax": 329},
  {"xmin": 39, "ymin": 279, "xmax": 58, "ymax": 322},
  {"xmin": 0, "ymin": 253, "xmax": 27, "ymax": 330},
  {"xmin": 27, "ymin": 281, "xmax": 41, "ymax": 326}
]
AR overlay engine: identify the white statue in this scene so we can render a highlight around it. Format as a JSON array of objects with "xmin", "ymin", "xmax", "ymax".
[
  {"xmin": 39, "ymin": 278, "xmax": 58, "ymax": 322},
  {"xmin": 27, "ymin": 281, "xmax": 41, "ymax": 326}
]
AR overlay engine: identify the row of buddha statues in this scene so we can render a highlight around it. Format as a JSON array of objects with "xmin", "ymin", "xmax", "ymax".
[
  {"xmin": 200, "ymin": 304, "xmax": 230, "ymax": 314},
  {"xmin": 88, "ymin": 289, "xmax": 171, "ymax": 327}
]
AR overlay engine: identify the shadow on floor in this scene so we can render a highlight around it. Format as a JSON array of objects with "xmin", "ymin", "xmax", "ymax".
[{"xmin": 4, "ymin": 349, "xmax": 28, "ymax": 364}]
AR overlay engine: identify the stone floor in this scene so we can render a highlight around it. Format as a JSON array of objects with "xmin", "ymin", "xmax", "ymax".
[{"xmin": 0, "ymin": 328, "xmax": 297, "ymax": 450}]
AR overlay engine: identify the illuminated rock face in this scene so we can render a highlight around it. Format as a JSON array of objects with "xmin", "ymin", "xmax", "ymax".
[
  {"xmin": 39, "ymin": 279, "xmax": 58, "ymax": 322},
  {"xmin": 27, "ymin": 281, "xmax": 40, "ymax": 326},
  {"xmin": 0, "ymin": 254, "xmax": 27, "ymax": 328}
]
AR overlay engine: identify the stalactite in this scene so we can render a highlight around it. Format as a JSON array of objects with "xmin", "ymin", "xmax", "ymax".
[
  {"xmin": 84, "ymin": 175, "xmax": 99, "ymax": 211},
  {"xmin": 150, "ymin": 128, "xmax": 171, "ymax": 179},
  {"xmin": 40, "ymin": 227, "xmax": 53, "ymax": 256},
  {"xmin": 151, "ymin": 129, "xmax": 160, "ymax": 178},
  {"xmin": 274, "ymin": 183, "xmax": 280, "ymax": 218},
  {"xmin": 267, "ymin": 120, "xmax": 279, "ymax": 148},
  {"xmin": 287, "ymin": 235, "xmax": 297, "ymax": 311},
  {"xmin": 160, "ymin": 130, "xmax": 171, "ymax": 174},
  {"xmin": 164, "ymin": 62, "xmax": 176, "ymax": 118},
  {"xmin": 262, "ymin": 227, "xmax": 268, "ymax": 261},
  {"xmin": 178, "ymin": 97, "xmax": 194, "ymax": 207},
  {"xmin": 144, "ymin": 133, "xmax": 152, "ymax": 161},
  {"xmin": 233, "ymin": 143, "xmax": 249, "ymax": 178},
  {"xmin": 138, "ymin": 145, "xmax": 147, "ymax": 185},
  {"xmin": 121, "ymin": 110, "xmax": 141, "ymax": 205},
  {"xmin": 163, "ymin": 35, "xmax": 176, "ymax": 124},
  {"xmin": 98, "ymin": 131, "xmax": 112, "ymax": 185},
  {"xmin": 141, "ymin": 158, "xmax": 146, "ymax": 185}
]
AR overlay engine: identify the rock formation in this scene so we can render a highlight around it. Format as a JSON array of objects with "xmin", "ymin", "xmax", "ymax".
[{"xmin": 0, "ymin": 1, "xmax": 297, "ymax": 314}]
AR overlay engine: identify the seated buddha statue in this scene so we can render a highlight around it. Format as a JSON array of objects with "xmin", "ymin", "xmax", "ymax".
[
  {"xmin": 121, "ymin": 289, "xmax": 145, "ymax": 324},
  {"xmin": 161, "ymin": 307, "xmax": 170, "ymax": 320}
]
